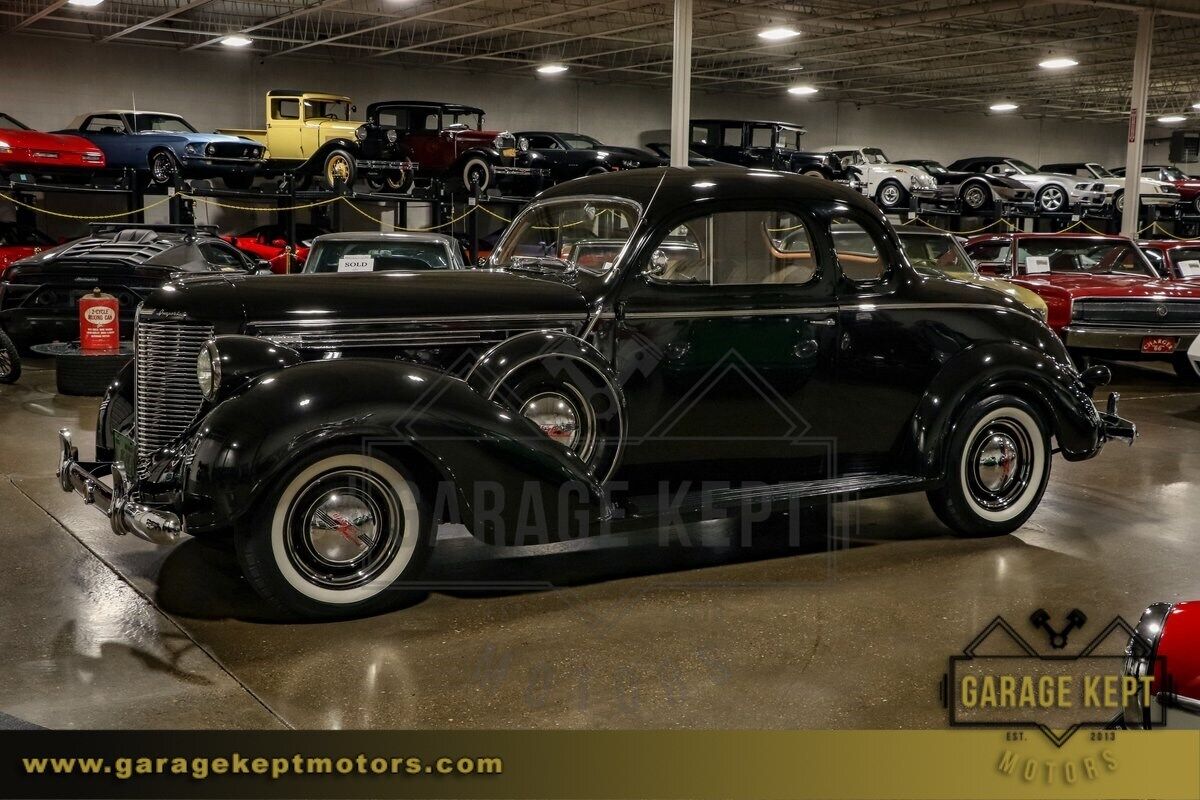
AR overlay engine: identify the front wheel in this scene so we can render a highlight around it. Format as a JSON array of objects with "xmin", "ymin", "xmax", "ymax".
[
  {"xmin": 875, "ymin": 180, "xmax": 909, "ymax": 211},
  {"xmin": 1036, "ymin": 185, "xmax": 1068, "ymax": 213},
  {"xmin": 927, "ymin": 395, "xmax": 1051, "ymax": 537},
  {"xmin": 148, "ymin": 150, "xmax": 178, "ymax": 185},
  {"xmin": 800, "ymin": 169, "xmax": 827, "ymax": 179},
  {"xmin": 0, "ymin": 329, "xmax": 20, "ymax": 384},
  {"xmin": 460, "ymin": 157, "xmax": 493, "ymax": 193},
  {"xmin": 323, "ymin": 150, "xmax": 356, "ymax": 189},
  {"xmin": 960, "ymin": 181, "xmax": 992, "ymax": 212},
  {"xmin": 1113, "ymin": 190, "xmax": 1125, "ymax": 214},
  {"xmin": 235, "ymin": 451, "xmax": 433, "ymax": 619}
]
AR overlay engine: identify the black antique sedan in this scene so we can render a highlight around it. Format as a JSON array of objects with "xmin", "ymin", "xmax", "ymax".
[{"xmin": 57, "ymin": 168, "xmax": 1134, "ymax": 619}]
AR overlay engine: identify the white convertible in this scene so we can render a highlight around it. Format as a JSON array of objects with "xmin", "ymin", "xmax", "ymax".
[{"xmin": 810, "ymin": 144, "xmax": 939, "ymax": 211}]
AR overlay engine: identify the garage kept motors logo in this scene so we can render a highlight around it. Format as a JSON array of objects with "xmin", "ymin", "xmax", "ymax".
[{"xmin": 941, "ymin": 609, "xmax": 1169, "ymax": 746}]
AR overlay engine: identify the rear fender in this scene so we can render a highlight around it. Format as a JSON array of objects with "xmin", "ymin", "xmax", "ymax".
[
  {"xmin": 182, "ymin": 359, "xmax": 608, "ymax": 544},
  {"xmin": 906, "ymin": 341, "xmax": 1102, "ymax": 479}
]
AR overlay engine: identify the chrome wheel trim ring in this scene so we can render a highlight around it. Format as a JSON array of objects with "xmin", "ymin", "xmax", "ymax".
[
  {"xmin": 270, "ymin": 455, "xmax": 421, "ymax": 603},
  {"xmin": 1115, "ymin": 192, "xmax": 1124, "ymax": 213},
  {"xmin": 521, "ymin": 391, "xmax": 582, "ymax": 450},
  {"xmin": 958, "ymin": 407, "xmax": 1044, "ymax": 522},
  {"xmin": 518, "ymin": 384, "xmax": 597, "ymax": 463},
  {"xmin": 151, "ymin": 154, "xmax": 173, "ymax": 183},
  {"xmin": 880, "ymin": 184, "xmax": 901, "ymax": 206},
  {"xmin": 963, "ymin": 185, "xmax": 987, "ymax": 209},
  {"xmin": 327, "ymin": 155, "xmax": 351, "ymax": 184}
]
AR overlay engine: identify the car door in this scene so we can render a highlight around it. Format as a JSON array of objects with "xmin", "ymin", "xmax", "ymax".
[
  {"xmin": 612, "ymin": 202, "xmax": 839, "ymax": 492},
  {"xmin": 268, "ymin": 97, "xmax": 304, "ymax": 161},
  {"xmin": 80, "ymin": 114, "xmax": 132, "ymax": 166}
]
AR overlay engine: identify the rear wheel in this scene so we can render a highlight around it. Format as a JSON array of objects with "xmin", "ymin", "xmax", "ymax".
[
  {"xmin": 960, "ymin": 181, "xmax": 991, "ymax": 212},
  {"xmin": 927, "ymin": 395, "xmax": 1050, "ymax": 537},
  {"xmin": 235, "ymin": 451, "xmax": 433, "ymax": 619},
  {"xmin": 1113, "ymin": 190, "xmax": 1125, "ymax": 214},
  {"xmin": 800, "ymin": 169, "xmax": 827, "ymax": 179},
  {"xmin": 0, "ymin": 330, "xmax": 20, "ymax": 384}
]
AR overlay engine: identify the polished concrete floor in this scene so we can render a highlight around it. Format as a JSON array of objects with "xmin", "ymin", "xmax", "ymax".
[{"xmin": 2, "ymin": 355, "xmax": 1198, "ymax": 730}]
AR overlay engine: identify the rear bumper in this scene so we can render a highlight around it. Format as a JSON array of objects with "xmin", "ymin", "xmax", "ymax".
[
  {"xmin": 1097, "ymin": 392, "xmax": 1136, "ymax": 445},
  {"xmin": 56, "ymin": 429, "xmax": 182, "ymax": 545},
  {"xmin": 1063, "ymin": 325, "xmax": 1200, "ymax": 353}
]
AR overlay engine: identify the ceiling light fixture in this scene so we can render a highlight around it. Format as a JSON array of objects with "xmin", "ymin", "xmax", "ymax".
[
  {"xmin": 536, "ymin": 64, "xmax": 569, "ymax": 74},
  {"xmin": 989, "ymin": 102, "xmax": 1019, "ymax": 112},
  {"xmin": 759, "ymin": 26, "xmax": 800, "ymax": 41},
  {"xmin": 1192, "ymin": 102, "xmax": 1200, "ymax": 110},
  {"xmin": 1038, "ymin": 56, "xmax": 1078, "ymax": 69},
  {"xmin": 787, "ymin": 85, "xmax": 818, "ymax": 96},
  {"xmin": 220, "ymin": 35, "xmax": 253, "ymax": 47},
  {"xmin": 67, "ymin": 0, "xmax": 105, "ymax": 6},
  {"xmin": 1158, "ymin": 115, "xmax": 1186, "ymax": 124}
]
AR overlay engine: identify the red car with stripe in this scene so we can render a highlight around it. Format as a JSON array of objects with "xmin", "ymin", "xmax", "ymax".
[{"xmin": 0, "ymin": 112, "xmax": 105, "ymax": 177}]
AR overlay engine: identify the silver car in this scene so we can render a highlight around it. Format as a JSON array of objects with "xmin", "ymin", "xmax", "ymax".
[
  {"xmin": 946, "ymin": 156, "xmax": 1107, "ymax": 214},
  {"xmin": 302, "ymin": 231, "xmax": 467, "ymax": 273},
  {"xmin": 1040, "ymin": 161, "xmax": 1180, "ymax": 214}
]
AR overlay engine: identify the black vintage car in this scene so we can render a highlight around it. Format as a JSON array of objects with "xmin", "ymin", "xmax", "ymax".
[
  {"xmin": 688, "ymin": 119, "xmax": 844, "ymax": 179},
  {"xmin": 1, "ymin": 223, "xmax": 259, "ymax": 350},
  {"xmin": 58, "ymin": 169, "xmax": 1134, "ymax": 619},
  {"xmin": 515, "ymin": 131, "xmax": 663, "ymax": 182}
]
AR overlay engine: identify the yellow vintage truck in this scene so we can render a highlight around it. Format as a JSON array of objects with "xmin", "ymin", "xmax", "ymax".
[{"xmin": 219, "ymin": 90, "xmax": 413, "ymax": 189}]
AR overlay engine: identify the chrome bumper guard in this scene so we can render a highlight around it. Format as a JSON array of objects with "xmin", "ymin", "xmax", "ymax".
[
  {"xmin": 354, "ymin": 158, "xmax": 418, "ymax": 171},
  {"xmin": 1098, "ymin": 392, "xmax": 1136, "ymax": 445},
  {"xmin": 56, "ymin": 429, "xmax": 182, "ymax": 545},
  {"xmin": 1064, "ymin": 325, "xmax": 1200, "ymax": 352}
]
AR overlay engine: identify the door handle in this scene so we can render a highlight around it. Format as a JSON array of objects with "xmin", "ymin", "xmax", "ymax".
[{"xmin": 794, "ymin": 339, "xmax": 819, "ymax": 358}]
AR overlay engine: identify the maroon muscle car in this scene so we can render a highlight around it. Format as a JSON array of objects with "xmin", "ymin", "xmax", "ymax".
[
  {"xmin": 1113, "ymin": 165, "xmax": 1200, "ymax": 215},
  {"xmin": 1137, "ymin": 239, "xmax": 1200, "ymax": 281},
  {"xmin": 965, "ymin": 232, "xmax": 1200, "ymax": 379}
]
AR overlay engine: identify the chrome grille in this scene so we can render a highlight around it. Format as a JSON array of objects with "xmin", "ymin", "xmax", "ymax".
[
  {"xmin": 134, "ymin": 318, "xmax": 212, "ymax": 477},
  {"xmin": 1072, "ymin": 299, "xmax": 1200, "ymax": 327}
]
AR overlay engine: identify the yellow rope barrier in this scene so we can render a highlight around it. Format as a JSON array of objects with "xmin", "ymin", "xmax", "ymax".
[
  {"xmin": 899, "ymin": 215, "xmax": 1015, "ymax": 236},
  {"xmin": 1147, "ymin": 222, "xmax": 1200, "ymax": 242},
  {"xmin": 0, "ymin": 190, "xmax": 173, "ymax": 220},
  {"xmin": 339, "ymin": 197, "xmax": 477, "ymax": 231},
  {"xmin": 185, "ymin": 193, "xmax": 343, "ymax": 212}
]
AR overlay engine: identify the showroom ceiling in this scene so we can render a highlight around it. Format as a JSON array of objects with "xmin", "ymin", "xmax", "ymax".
[{"xmin": 4, "ymin": 0, "xmax": 1200, "ymax": 121}]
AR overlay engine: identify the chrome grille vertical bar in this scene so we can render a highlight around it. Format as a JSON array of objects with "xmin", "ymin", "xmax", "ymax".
[{"xmin": 134, "ymin": 318, "xmax": 213, "ymax": 478}]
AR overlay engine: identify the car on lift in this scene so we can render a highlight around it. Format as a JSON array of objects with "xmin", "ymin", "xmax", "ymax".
[
  {"xmin": 947, "ymin": 156, "xmax": 1107, "ymax": 215},
  {"xmin": 964, "ymin": 231, "xmax": 1200, "ymax": 380},
  {"xmin": 222, "ymin": 223, "xmax": 331, "ymax": 274},
  {"xmin": 643, "ymin": 142, "xmax": 723, "ymax": 166},
  {"xmin": 810, "ymin": 145, "xmax": 939, "ymax": 211},
  {"xmin": 1040, "ymin": 162, "xmax": 1179, "ymax": 215},
  {"xmin": 0, "ymin": 221, "xmax": 55, "ymax": 277},
  {"xmin": 62, "ymin": 111, "xmax": 264, "ymax": 188},
  {"xmin": 56, "ymin": 168, "xmax": 1134, "ymax": 619},
  {"xmin": 687, "ymin": 119, "xmax": 844, "ymax": 178},
  {"xmin": 514, "ymin": 131, "xmax": 663, "ymax": 183},
  {"xmin": 1113, "ymin": 165, "xmax": 1200, "ymax": 217},
  {"xmin": 1137, "ymin": 238, "xmax": 1200, "ymax": 281},
  {"xmin": 356, "ymin": 100, "xmax": 545, "ymax": 195},
  {"xmin": 0, "ymin": 111, "xmax": 105, "ymax": 181},
  {"xmin": 895, "ymin": 158, "xmax": 1034, "ymax": 213},
  {"xmin": 301, "ymin": 231, "xmax": 467, "ymax": 274},
  {"xmin": 1120, "ymin": 601, "xmax": 1200, "ymax": 729},
  {"xmin": 0, "ymin": 223, "xmax": 259, "ymax": 351}
]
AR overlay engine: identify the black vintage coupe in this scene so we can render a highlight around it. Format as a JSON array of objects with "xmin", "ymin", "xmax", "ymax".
[
  {"xmin": 516, "ymin": 131, "xmax": 663, "ymax": 183},
  {"xmin": 58, "ymin": 169, "xmax": 1134, "ymax": 618},
  {"xmin": 1, "ymin": 223, "xmax": 259, "ymax": 350}
]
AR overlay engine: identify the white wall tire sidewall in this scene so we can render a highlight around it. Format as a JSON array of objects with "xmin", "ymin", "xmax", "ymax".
[
  {"xmin": 463, "ymin": 157, "xmax": 491, "ymax": 191},
  {"xmin": 958, "ymin": 406, "xmax": 1045, "ymax": 524},
  {"xmin": 269, "ymin": 454, "xmax": 420, "ymax": 605}
]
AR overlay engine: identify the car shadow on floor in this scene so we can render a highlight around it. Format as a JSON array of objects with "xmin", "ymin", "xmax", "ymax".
[{"xmin": 152, "ymin": 507, "xmax": 927, "ymax": 624}]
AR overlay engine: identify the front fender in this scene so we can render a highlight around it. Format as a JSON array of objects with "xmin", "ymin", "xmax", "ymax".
[
  {"xmin": 907, "ymin": 341, "xmax": 1102, "ymax": 479},
  {"xmin": 304, "ymin": 140, "xmax": 360, "ymax": 168},
  {"xmin": 182, "ymin": 358, "xmax": 607, "ymax": 543}
]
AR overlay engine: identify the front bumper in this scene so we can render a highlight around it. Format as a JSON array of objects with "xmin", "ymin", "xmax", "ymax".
[
  {"xmin": 494, "ymin": 166, "xmax": 549, "ymax": 177},
  {"xmin": 355, "ymin": 158, "xmax": 418, "ymax": 172},
  {"xmin": 56, "ymin": 429, "xmax": 182, "ymax": 545},
  {"xmin": 1063, "ymin": 325, "xmax": 1200, "ymax": 353}
]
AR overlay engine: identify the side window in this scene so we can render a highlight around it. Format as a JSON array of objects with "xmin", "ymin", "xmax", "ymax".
[
  {"xmin": 830, "ymin": 216, "xmax": 889, "ymax": 283},
  {"xmin": 271, "ymin": 99, "xmax": 300, "ymax": 121},
  {"xmin": 200, "ymin": 243, "xmax": 250, "ymax": 269},
  {"xmin": 721, "ymin": 125, "xmax": 743, "ymax": 147},
  {"xmin": 85, "ymin": 115, "xmax": 125, "ymax": 134},
  {"xmin": 648, "ymin": 210, "xmax": 816, "ymax": 286},
  {"xmin": 749, "ymin": 126, "xmax": 773, "ymax": 148},
  {"xmin": 690, "ymin": 125, "xmax": 710, "ymax": 145},
  {"xmin": 528, "ymin": 135, "xmax": 561, "ymax": 149},
  {"xmin": 967, "ymin": 242, "xmax": 1010, "ymax": 263}
]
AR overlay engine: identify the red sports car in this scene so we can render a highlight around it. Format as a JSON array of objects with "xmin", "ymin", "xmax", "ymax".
[
  {"xmin": 965, "ymin": 232, "xmax": 1200, "ymax": 380},
  {"xmin": 0, "ymin": 222, "xmax": 54, "ymax": 277},
  {"xmin": 1122, "ymin": 601, "xmax": 1200, "ymax": 729},
  {"xmin": 0, "ymin": 112, "xmax": 105, "ymax": 178},
  {"xmin": 1137, "ymin": 239, "xmax": 1200, "ymax": 281},
  {"xmin": 1114, "ymin": 165, "xmax": 1200, "ymax": 215},
  {"xmin": 222, "ymin": 223, "xmax": 328, "ymax": 274}
]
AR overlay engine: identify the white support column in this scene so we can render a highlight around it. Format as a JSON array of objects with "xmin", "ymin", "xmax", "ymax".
[
  {"xmin": 1121, "ymin": 9, "xmax": 1154, "ymax": 238},
  {"xmin": 669, "ymin": 0, "xmax": 693, "ymax": 168}
]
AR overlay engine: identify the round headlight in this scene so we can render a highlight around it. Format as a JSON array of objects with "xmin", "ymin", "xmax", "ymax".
[
  {"xmin": 493, "ymin": 134, "xmax": 504, "ymax": 149},
  {"xmin": 197, "ymin": 342, "xmax": 221, "ymax": 401},
  {"xmin": 518, "ymin": 136, "xmax": 529, "ymax": 152},
  {"xmin": 184, "ymin": 144, "xmax": 197, "ymax": 155},
  {"xmin": 386, "ymin": 129, "xmax": 398, "ymax": 143},
  {"xmin": 205, "ymin": 143, "xmax": 216, "ymax": 156},
  {"xmin": 355, "ymin": 125, "xmax": 368, "ymax": 142}
]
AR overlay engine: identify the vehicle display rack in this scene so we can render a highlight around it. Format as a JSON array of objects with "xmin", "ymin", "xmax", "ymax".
[{"xmin": 0, "ymin": 171, "xmax": 140, "ymax": 232}]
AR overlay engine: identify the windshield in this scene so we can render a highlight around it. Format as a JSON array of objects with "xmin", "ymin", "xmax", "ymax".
[
  {"xmin": 1016, "ymin": 239, "xmax": 1153, "ymax": 277},
  {"xmin": 444, "ymin": 111, "xmax": 482, "ymax": 130},
  {"xmin": 305, "ymin": 99, "xmax": 351, "ymax": 121},
  {"xmin": 897, "ymin": 233, "xmax": 972, "ymax": 275},
  {"xmin": 1006, "ymin": 159, "xmax": 1037, "ymax": 174},
  {"xmin": 1166, "ymin": 247, "xmax": 1200, "ymax": 279},
  {"xmin": 132, "ymin": 114, "xmax": 196, "ymax": 133},
  {"xmin": 776, "ymin": 128, "xmax": 804, "ymax": 150},
  {"xmin": 1087, "ymin": 163, "xmax": 1115, "ymax": 178},
  {"xmin": 1161, "ymin": 167, "xmax": 1189, "ymax": 181},
  {"xmin": 491, "ymin": 199, "xmax": 640, "ymax": 275},
  {"xmin": 562, "ymin": 135, "xmax": 603, "ymax": 150},
  {"xmin": 917, "ymin": 161, "xmax": 947, "ymax": 174},
  {"xmin": 0, "ymin": 113, "xmax": 28, "ymax": 131},
  {"xmin": 863, "ymin": 148, "xmax": 890, "ymax": 164},
  {"xmin": 304, "ymin": 240, "xmax": 455, "ymax": 273}
]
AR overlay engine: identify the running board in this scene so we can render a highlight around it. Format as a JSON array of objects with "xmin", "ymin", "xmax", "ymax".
[{"xmin": 621, "ymin": 474, "xmax": 929, "ymax": 521}]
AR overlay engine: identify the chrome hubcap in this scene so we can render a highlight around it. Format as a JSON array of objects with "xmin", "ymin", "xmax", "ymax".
[
  {"xmin": 286, "ymin": 468, "xmax": 402, "ymax": 589},
  {"xmin": 521, "ymin": 392, "xmax": 580, "ymax": 449},
  {"xmin": 881, "ymin": 186, "xmax": 900, "ymax": 205},
  {"xmin": 966, "ymin": 418, "xmax": 1034, "ymax": 511},
  {"xmin": 965, "ymin": 187, "xmax": 986, "ymax": 208},
  {"xmin": 329, "ymin": 158, "xmax": 350, "ymax": 181}
]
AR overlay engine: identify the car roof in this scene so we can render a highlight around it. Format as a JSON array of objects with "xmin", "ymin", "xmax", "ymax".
[
  {"xmin": 690, "ymin": 119, "xmax": 806, "ymax": 130},
  {"xmin": 534, "ymin": 166, "xmax": 882, "ymax": 221},
  {"xmin": 266, "ymin": 89, "xmax": 348, "ymax": 99},
  {"xmin": 1138, "ymin": 239, "xmax": 1200, "ymax": 248},
  {"xmin": 311, "ymin": 231, "xmax": 458, "ymax": 246},
  {"xmin": 367, "ymin": 100, "xmax": 483, "ymax": 114},
  {"xmin": 89, "ymin": 110, "xmax": 181, "ymax": 117},
  {"xmin": 895, "ymin": 228, "xmax": 953, "ymax": 239}
]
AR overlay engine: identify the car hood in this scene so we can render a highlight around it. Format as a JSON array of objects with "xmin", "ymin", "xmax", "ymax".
[
  {"xmin": 1013, "ymin": 273, "xmax": 1200, "ymax": 297},
  {"xmin": 134, "ymin": 131, "xmax": 259, "ymax": 145},
  {"xmin": 142, "ymin": 269, "xmax": 590, "ymax": 329},
  {"xmin": 593, "ymin": 145, "xmax": 662, "ymax": 163},
  {"xmin": 945, "ymin": 271, "xmax": 1047, "ymax": 310},
  {"xmin": 1, "ymin": 129, "xmax": 101, "ymax": 154}
]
